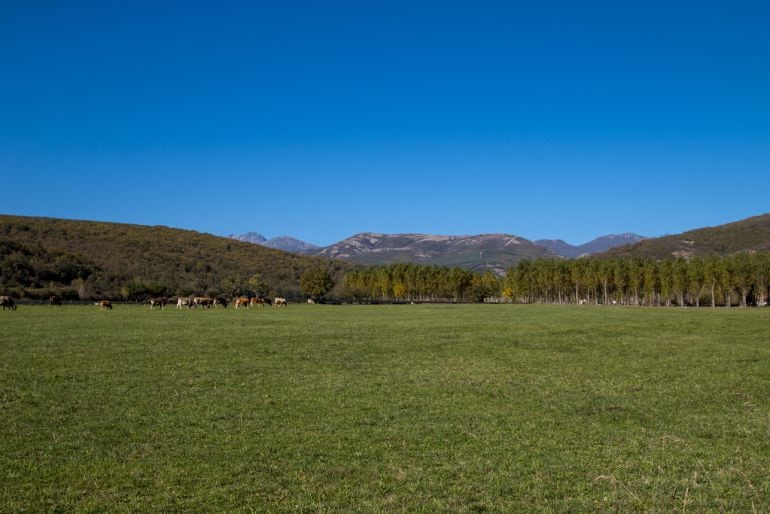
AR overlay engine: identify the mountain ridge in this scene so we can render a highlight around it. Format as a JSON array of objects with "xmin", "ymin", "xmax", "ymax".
[
  {"xmin": 229, "ymin": 229, "xmax": 651, "ymax": 273},
  {"xmin": 307, "ymin": 232, "xmax": 555, "ymax": 275}
]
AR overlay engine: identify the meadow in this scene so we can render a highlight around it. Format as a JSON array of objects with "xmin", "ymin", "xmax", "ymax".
[{"xmin": 1, "ymin": 304, "xmax": 768, "ymax": 511}]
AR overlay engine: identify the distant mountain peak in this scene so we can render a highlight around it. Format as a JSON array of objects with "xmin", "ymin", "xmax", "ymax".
[
  {"xmin": 580, "ymin": 233, "xmax": 648, "ymax": 254},
  {"xmin": 536, "ymin": 233, "xmax": 647, "ymax": 258},
  {"xmin": 228, "ymin": 232, "xmax": 318, "ymax": 253},
  {"xmin": 229, "ymin": 231, "xmax": 266, "ymax": 244},
  {"xmin": 261, "ymin": 236, "xmax": 319, "ymax": 253}
]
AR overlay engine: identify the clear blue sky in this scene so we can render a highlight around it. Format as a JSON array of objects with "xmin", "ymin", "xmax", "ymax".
[{"xmin": 2, "ymin": 1, "xmax": 769, "ymax": 246}]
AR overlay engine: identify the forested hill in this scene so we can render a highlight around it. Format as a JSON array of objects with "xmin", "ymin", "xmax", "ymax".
[
  {"xmin": 0, "ymin": 215, "xmax": 349, "ymax": 300},
  {"xmin": 602, "ymin": 213, "xmax": 770, "ymax": 259}
]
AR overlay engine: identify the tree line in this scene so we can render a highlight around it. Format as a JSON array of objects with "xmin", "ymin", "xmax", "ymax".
[
  {"xmin": 502, "ymin": 254, "xmax": 769, "ymax": 307},
  {"xmin": 339, "ymin": 254, "xmax": 770, "ymax": 307},
  {"xmin": 341, "ymin": 263, "xmax": 503, "ymax": 303}
]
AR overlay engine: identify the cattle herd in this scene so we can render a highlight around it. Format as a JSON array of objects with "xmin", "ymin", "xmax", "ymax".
[
  {"xmin": 0, "ymin": 295, "xmax": 291, "ymax": 311},
  {"xmin": 172, "ymin": 295, "xmax": 288, "ymax": 309}
]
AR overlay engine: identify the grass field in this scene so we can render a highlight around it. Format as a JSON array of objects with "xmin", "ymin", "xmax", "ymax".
[{"xmin": 1, "ymin": 304, "xmax": 768, "ymax": 511}]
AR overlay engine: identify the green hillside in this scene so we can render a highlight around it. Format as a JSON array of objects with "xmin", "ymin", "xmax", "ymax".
[
  {"xmin": 0, "ymin": 215, "xmax": 349, "ymax": 300},
  {"xmin": 604, "ymin": 213, "xmax": 770, "ymax": 259}
]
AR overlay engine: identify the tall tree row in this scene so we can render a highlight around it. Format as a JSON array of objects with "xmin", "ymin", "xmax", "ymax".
[
  {"xmin": 339, "ymin": 254, "xmax": 770, "ymax": 306},
  {"xmin": 501, "ymin": 254, "xmax": 770, "ymax": 307},
  {"xmin": 341, "ymin": 263, "xmax": 503, "ymax": 303}
]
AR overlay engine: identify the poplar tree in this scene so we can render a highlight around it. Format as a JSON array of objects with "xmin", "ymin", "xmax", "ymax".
[
  {"xmin": 704, "ymin": 256, "xmax": 721, "ymax": 307},
  {"xmin": 687, "ymin": 257, "xmax": 704, "ymax": 306},
  {"xmin": 672, "ymin": 258, "xmax": 688, "ymax": 307}
]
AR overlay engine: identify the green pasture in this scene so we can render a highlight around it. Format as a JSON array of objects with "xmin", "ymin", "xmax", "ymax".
[{"xmin": 1, "ymin": 304, "xmax": 768, "ymax": 511}]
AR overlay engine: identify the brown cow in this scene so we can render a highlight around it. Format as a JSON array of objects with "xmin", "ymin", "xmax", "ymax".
[
  {"xmin": 234, "ymin": 296, "xmax": 250, "ymax": 309},
  {"xmin": 95, "ymin": 300, "xmax": 112, "ymax": 310},
  {"xmin": 249, "ymin": 297, "xmax": 267, "ymax": 307},
  {"xmin": 273, "ymin": 297, "xmax": 287, "ymax": 307},
  {"xmin": 1, "ymin": 296, "xmax": 17, "ymax": 311}
]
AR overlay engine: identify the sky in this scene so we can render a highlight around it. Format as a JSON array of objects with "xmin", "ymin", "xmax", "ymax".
[{"xmin": 2, "ymin": 1, "xmax": 769, "ymax": 246}]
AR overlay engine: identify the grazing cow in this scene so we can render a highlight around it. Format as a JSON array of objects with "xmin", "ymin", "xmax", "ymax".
[
  {"xmin": 234, "ymin": 296, "xmax": 250, "ymax": 309},
  {"xmin": 1, "ymin": 296, "xmax": 17, "ymax": 311},
  {"xmin": 149, "ymin": 298, "xmax": 168, "ymax": 309},
  {"xmin": 249, "ymin": 297, "xmax": 267, "ymax": 307},
  {"xmin": 49, "ymin": 295, "xmax": 62, "ymax": 306},
  {"xmin": 95, "ymin": 300, "xmax": 112, "ymax": 310},
  {"xmin": 273, "ymin": 297, "xmax": 287, "ymax": 307},
  {"xmin": 176, "ymin": 296, "xmax": 193, "ymax": 309},
  {"xmin": 193, "ymin": 296, "xmax": 214, "ymax": 308},
  {"xmin": 213, "ymin": 296, "xmax": 228, "ymax": 308}
]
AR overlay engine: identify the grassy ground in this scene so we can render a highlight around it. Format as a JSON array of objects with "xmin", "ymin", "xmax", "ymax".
[{"xmin": 1, "ymin": 304, "xmax": 768, "ymax": 511}]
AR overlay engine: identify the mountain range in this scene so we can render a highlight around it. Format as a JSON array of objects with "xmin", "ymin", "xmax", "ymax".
[
  {"xmin": 230, "ymin": 213, "xmax": 770, "ymax": 272},
  {"xmin": 229, "ymin": 230, "xmax": 649, "ymax": 272},
  {"xmin": 311, "ymin": 233, "xmax": 551, "ymax": 275}
]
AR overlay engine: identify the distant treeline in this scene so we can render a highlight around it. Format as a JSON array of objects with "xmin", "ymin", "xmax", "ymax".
[{"xmin": 340, "ymin": 255, "xmax": 770, "ymax": 307}]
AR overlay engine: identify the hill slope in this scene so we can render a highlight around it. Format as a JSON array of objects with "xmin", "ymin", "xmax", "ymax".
[
  {"xmin": 311, "ymin": 233, "xmax": 555, "ymax": 275},
  {"xmin": 0, "ymin": 215, "xmax": 347, "ymax": 299},
  {"xmin": 603, "ymin": 214, "xmax": 770, "ymax": 259}
]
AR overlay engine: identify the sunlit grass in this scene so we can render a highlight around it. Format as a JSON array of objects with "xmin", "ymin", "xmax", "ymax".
[{"xmin": 1, "ymin": 304, "xmax": 768, "ymax": 511}]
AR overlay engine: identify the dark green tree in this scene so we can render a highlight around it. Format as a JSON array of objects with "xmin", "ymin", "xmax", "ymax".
[{"xmin": 300, "ymin": 267, "xmax": 335, "ymax": 300}]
